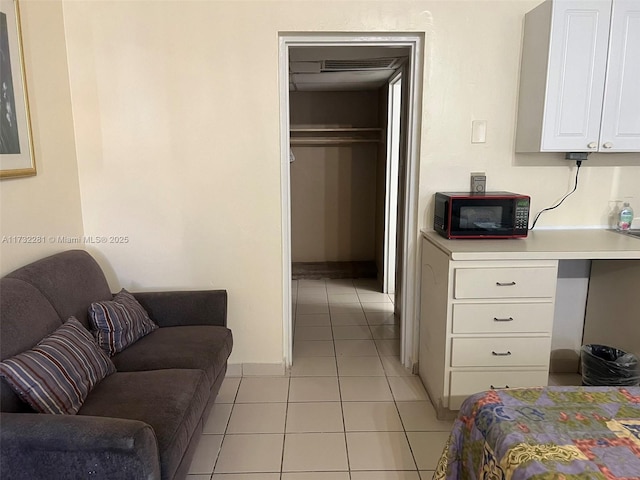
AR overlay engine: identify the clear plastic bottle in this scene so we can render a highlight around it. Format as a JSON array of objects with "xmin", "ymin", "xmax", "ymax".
[{"xmin": 617, "ymin": 202, "xmax": 634, "ymax": 231}]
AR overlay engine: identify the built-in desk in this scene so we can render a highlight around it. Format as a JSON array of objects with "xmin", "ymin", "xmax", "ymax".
[{"xmin": 419, "ymin": 229, "xmax": 640, "ymax": 418}]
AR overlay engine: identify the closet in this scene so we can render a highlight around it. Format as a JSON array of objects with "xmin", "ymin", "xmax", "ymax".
[{"xmin": 289, "ymin": 89, "xmax": 388, "ymax": 281}]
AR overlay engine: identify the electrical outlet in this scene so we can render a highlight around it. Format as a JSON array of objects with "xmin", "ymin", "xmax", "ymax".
[{"xmin": 470, "ymin": 172, "xmax": 486, "ymax": 193}]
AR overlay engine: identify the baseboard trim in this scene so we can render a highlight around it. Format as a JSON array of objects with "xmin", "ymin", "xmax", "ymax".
[{"xmin": 230, "ymin": 363, "xmax": 287, "ymax": 377}]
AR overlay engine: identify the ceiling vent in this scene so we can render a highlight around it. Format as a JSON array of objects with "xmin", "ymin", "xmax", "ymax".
[{"xmin": 322, "ymin": 57, "xmax": 402, "ymax": 72}]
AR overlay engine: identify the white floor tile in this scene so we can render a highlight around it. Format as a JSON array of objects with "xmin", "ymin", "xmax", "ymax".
[
  {"xmin": 365, "ymin": 312, "xmax": 397, "ymax": 325},
  {"xmin": 188, "ymin": 475, "xmax": 211, "ymax": 480},
  {"xmin": 380, "ymin": 355, "xmax": 414, "ymax": 377},
  {"xmin": 370, "ymin": 324, "xmax": 400, "ymax": 339},
  {"xmin": 289, "ymin": 376, "xmax": 341, "ymax": 402},
  {"xmin": 548, "ymin": 373, "xmax": 582, "ymax": 386},
  {"xmin": 336, "ymin": 356, "xmax": 385, "ymax": 376},
  {"xmin": 353, "ymin": 279, "xmax": 380, "ymax": 292},
  {"xmin": 406, "ymin": 432, "xmax": 450, "ymax": 471},
  {"xmin": 294, "ymin": 340, "xmax": 335, "ymax": 357},
  {"xmin": 290, "ymin": 356, "xmax": 337, "ymax": 376},
  {"xmin": 330, "ymin": 312, "xmax": 368, "ymax": 326},
  {"xmin": 297, "ymin": 286, "xmax": 327, "ymax": 294},
  {"xmin": 286, "ymin": 402, "xmax": 344, "ymax": 433},
  {"xmin": 375, "ymin": 339, "xmax": 400, "ymax": 356},
  {"xmin": 297, "ymin": 304, "xmax": 330, "ymax": 315},
  {"xmin": 362, "ymin": 302, "xmax": 395, "ymax": 314},
  {"xmin": 295, "ymin": 314, "xmax": 331, "ymax": 327},
  {"xmin": 226, "ymin": 403, "xmax": 287, "ymax": 433},
  {"xmin": 213, "ymin": 474, "xmax": 279, "ymax": 480},
  {"xmin": 298, "ymin": 279, "xmax": 326, "ymax": 288},
  {"xmin": 282, "ymin": 473, "xmax": 350, "ymax": 480},
  {"xmin": 396, "ymin": 402, "xmax": 454, "ymax": 432},
  {"xmin": 357, "ymin": 292, "xmax": 393, "ymax": 303},
  {"xmin": 419, "ymin": 471, "xmax": 436, "ymax": 480},
  {"xmin": 282, "ymin": 433, "xmax": 348, "ymax": 472},
  {"xmin": 235, "ymin": 377, "xmax": 289, "ymax": 403},
  {"xmin": 187, "ymin": 434, "xmax": 223, "ymax": 474},
  {"xmin": 339, "ymin": 377, "xmax": 393, "ymax": 402},
  {"xmin": 388, "ymin": 376, "xmax": 429, "ymax": 402},
  {"xmin": 342, "ymin": 402, "xmax": 404, "ymax": 431},
  {"xmin": 214, "ymin": 434, "xmax": 284, "ymax": 473},
  {"xmin": 334, "ymin": 339, "xmax": 379, "ymax": 357},
  {"xmin": 346, "ymin": 431, "xmax": 416, "ymax": 470},
  {"xmin": 215, "ymin": 377, "xmax": 241, "ymax": 404},
  {"xmin": 328, "ymin": 293, "xmax": 360, "ymax": 304},
  {"xmin": 329, "ymin": 303, "xmax": 363, "ymax": 315},
  {"xmin": 351, "ymin": 473, "xmax": 421, "ymax": 480},
  {"xmin": 203, "ymin": 403, "xmax": 233, "ymax": 434},
  {"xmin": 296, "ymin": 293, "xmax": 329, "ymax": 305},
  {"xmin": 332, "ymin": 325, "xmax": 372, "ymax": 340},
  {"xmin": 294, "ymin": 326, "xmax": 333, "ymax": 341}
]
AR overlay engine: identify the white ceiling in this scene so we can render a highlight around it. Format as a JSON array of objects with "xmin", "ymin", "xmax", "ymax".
[{"xmin": 289, "ymin": 46, "xmax": 410, "ymax": 91}]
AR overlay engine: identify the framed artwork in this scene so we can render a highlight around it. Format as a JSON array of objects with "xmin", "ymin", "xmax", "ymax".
[{"xmin": 0, "ymin": 0, "xmax": 34, "ymax": 178}]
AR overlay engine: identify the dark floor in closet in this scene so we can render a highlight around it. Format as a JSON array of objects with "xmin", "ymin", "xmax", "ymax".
[{"xmin": 292, "ymin": 261, "xmax": 377, "ymax": 280}]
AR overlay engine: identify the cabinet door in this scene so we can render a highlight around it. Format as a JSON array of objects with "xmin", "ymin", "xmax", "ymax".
[
  {"xmin": 541, "ymin": 0, "xmax": 612, "ymax": 152},
  {"xmin": 600, "ymin": 0, "xmax": 640, "ymax": 152}
]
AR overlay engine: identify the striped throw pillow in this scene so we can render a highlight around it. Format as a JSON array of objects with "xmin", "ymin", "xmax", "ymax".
[
  {"xmin": 0, "ymin": 317, "xmax": 116, "ymax": 415},
  {"xmin": 88, "ymin": 289, "xmax": 158, "ymax": 356}
]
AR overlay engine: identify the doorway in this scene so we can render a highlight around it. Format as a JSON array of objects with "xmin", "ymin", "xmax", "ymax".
[{"xmin": 279, "ymin": 34, "xmax": 423, "ymax": 370}]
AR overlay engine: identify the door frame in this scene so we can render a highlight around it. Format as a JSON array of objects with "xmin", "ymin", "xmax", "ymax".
[
  {"xmin": 278, "ymin": 33, "xmax": 423, "ymax": 369},
  {"xmin": 383, "ymin": 70, "xmax": 403, "ymax": 295}
]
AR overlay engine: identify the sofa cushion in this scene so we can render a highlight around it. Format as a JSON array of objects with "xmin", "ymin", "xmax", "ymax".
[
  {"xmin": 5, "ymin": 250, "xmax": 113, "ymax": 329},
  {"xmin": 0, "ymin": 317, "xmax": 116, "ymax": 415},
  {"xmin": 78, "ymin": 369, "xmax": 209, "ymax": 480},
  {"xmin": 89, "ymin": 289, "xmax": 158, "ymax": 356},
  {"xmin": 112, "ymin": 325, "xmax": 232, "ymax": 386}
]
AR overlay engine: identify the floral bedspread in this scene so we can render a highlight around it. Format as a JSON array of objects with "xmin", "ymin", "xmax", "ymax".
[{"xmin": 434, "ymin": 386, "xmax": 640, "ymax": 480}]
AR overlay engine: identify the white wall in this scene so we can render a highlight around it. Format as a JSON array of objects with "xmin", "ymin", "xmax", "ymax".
[
  {"xmin": 59, "ymin": 0, "xmax": 640, "ymax": 366},
  {"xmin": 0, "ymin": 0, "xmax": 84, "ymax": 275}
]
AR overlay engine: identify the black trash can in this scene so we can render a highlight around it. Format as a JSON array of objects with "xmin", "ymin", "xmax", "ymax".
[{"xmin": 581, "ymin": 344, "xmax": 640, "ymax": 386}]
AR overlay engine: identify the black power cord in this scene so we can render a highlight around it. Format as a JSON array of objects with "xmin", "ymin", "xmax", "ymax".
[{"xmin": 530, "ymin": 160, "xmax": 582, "ymax": 230}]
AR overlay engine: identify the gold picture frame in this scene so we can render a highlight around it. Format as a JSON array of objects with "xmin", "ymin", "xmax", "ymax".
[{"xmin": 0, "ymin": 0, "xmax": 35, "ymax": 178}]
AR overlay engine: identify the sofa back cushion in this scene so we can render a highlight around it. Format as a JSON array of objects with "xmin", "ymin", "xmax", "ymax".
[
  {"xmin": 6, "ymin": 250, "xmax": 113, "ymax": 329},
  {"xmin": 0, "ymin": 278, "xmax": 63, "ymax": 412}
]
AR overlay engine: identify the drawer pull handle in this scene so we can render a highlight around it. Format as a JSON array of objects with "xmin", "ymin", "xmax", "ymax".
[
  {"xmin": 496, "ymin": 281, "xmax": 516, "ymax": 286},
  {"xmin": 491, "ymin": 351, "xmax": 512, "ymax": 356},
  {"xmin": 493, "ymin": 317, "xmax": 514, "ymax": 322},
  {"xmin": 490, "ymin": 385, "xmax": 510, "ymax": 389}
]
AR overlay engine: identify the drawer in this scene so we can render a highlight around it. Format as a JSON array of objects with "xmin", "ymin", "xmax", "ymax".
[
  {"xmin": 451, "ymin": 337, "xmax": 551, "ymax": 367},
  {"xmin": 454, "ymin": 266, "xmax": 557, "ymax": 299},
  {"xmin": 449, "ymin": 370, "xmax": 549, "ymax": 410},
  {"xmin": 452, "ymin": 303, "xmax": 554, "ymax": 334}
]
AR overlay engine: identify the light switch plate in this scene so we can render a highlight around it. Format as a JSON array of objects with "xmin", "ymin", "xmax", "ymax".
[{"xmin": 471, "ymin": 120, "xmax": 487, "ymax": 143}]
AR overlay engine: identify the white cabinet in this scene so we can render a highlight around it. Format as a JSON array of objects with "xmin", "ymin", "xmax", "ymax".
[
  {"xmin": 516, "ymin": 0, "xmax": 640, "ymax": 153},
  {"xmin": 419, "ymin": 236, "xmax": 558, "ymax": 416}
]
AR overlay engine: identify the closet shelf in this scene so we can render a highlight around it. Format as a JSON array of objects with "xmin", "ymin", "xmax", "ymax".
[{"xmin": 290, "ymin": 127, "xmax": 383, "ymax": 146}]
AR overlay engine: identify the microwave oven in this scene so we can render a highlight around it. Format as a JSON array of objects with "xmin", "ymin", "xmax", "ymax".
[{"xmin": 434, "ymin": 191, "xmax": 530, "ymax": 239}]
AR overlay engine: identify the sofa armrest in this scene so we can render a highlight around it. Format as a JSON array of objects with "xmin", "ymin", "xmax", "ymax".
[
  {"xmin": 132, "ymin": 290, "xmax": 227, "ymax": 327},
  {"xmin": 0, "ymin": 413, "xmax": 161, "ymax": 480}
]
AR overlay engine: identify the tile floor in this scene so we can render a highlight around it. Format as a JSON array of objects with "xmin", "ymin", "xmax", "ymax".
[{"xmin": 186, "ymin": 278, "xmax": 452, "ymax": 480}]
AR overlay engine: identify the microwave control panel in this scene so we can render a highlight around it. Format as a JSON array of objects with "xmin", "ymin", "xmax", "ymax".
[{"xmin": 515, "ymin": 198, "xmax": 530, "ymax": 230}]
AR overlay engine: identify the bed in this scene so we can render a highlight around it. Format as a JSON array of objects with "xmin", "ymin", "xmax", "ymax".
[{"xmin": 434, "ymin": 386, "xmax": 640, "ymax": 479}]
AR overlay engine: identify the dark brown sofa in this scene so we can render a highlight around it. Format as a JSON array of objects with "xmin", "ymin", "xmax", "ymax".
[{"xmin": 0, "ymin": 250, "xmax": 233, "ymax": 480}]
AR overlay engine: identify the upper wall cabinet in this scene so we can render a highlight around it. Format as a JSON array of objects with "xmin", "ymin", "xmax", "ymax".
[{"xmin": 516, "ymin": 0, "xmax": 640, "ymax": 153}]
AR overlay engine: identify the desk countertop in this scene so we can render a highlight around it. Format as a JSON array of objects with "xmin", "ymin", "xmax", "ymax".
[{"xmin": 421, "ymin": 229, "xmax": 640, "ymax": 261}]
